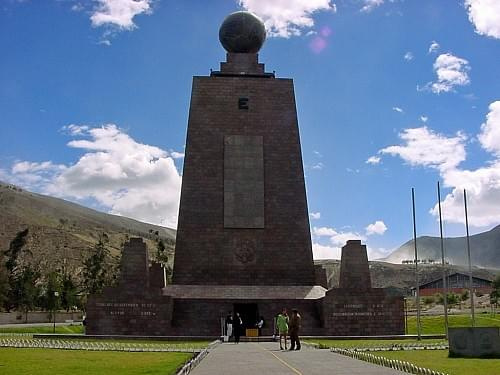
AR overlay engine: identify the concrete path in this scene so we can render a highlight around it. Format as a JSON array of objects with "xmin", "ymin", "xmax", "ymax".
[{"xmin": 190, "ymin": 342, "xmax": 408, "ymax": 375}]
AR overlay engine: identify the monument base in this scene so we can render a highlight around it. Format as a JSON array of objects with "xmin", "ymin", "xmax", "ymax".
[{"xmin": 86, "ymin": 239, "xmax": 405, "ymax": 337}]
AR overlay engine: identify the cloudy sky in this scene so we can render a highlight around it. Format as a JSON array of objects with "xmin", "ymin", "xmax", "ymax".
[{"xmin": 1, "ymin": 0, "xmax": 499, "ymax": 260}]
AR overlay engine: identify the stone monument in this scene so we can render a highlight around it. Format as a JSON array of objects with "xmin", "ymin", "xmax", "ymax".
[
  {"xmin": 322, "ymin": 241, "xmax": 404, "ymax": 335},
  {"xmin": 86, "ymin": 11, "xmax": 404, "ymax": 337}
]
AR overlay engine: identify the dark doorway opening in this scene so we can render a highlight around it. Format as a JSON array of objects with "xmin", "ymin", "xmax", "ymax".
[{"xmin": 234, "ymin": 303, "xmax": 258, "ymax": 334}]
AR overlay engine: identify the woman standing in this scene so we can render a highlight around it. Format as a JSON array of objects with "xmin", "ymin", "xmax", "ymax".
[{"xmin": 276, "ymin": 308, "xmax": 289, "ymax": 350}]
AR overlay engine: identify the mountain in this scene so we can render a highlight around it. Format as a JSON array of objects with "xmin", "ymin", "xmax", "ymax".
[
  {"xmin": 382, "ymin": 225, "xmax": 500, "ymax": 269},
  {"xmin": 2, "ymin": 181, "xmax": 497, "ymax": 291},
  {"xmin": 314, "ymin": 259, "xmax": 498, "ymax": 294},
  {"xmin": 0, "ymin": 181, "xmax": 175, "ymax": 275}
]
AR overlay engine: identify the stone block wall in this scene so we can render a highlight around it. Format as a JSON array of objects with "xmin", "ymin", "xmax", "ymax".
[{"xmin": 322, "ymin": 288, "xmax": 405, "ymax": 336}]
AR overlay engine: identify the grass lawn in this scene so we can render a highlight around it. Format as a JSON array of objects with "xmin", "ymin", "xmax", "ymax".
[
  {"xmin": 0, "ymin": 348, "xmax": 193, "ymax": 375},
  {"xmin": 0, "ymin": 325, "xmax": 83, "ymax": 334},
  {"xmin": 376, "ymin": 349, "xmax": 500, "ymax": 375},
  {"xmin": 305, "ymin": 338, "xmax": 447, "ymax": 349},
  {"xmin": 407, "ymin": 313, "xmax": 500, "ymax": 334}
]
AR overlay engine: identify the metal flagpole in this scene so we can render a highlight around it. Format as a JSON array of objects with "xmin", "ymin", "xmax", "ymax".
[
  {"xmin": 463, "ymin": 189, "xmax": 475, "ymax": 327},
  {"xmin": 437, "ymin": 181, "xmax": 449, "ymax": 339},
  {"xmin": 412, "ymin": 188, "xmax": 421, "ymax": 340}
]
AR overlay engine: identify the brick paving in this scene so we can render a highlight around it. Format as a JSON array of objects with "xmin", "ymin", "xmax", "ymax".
[{"xmin": 189, "ymin": 342, "xmax": 409, "ymax": 375}]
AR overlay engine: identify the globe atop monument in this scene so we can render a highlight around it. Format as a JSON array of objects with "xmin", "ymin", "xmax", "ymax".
[{"xmin": 219, "ymin": 11, "xmax": 266, "ymax": 53}]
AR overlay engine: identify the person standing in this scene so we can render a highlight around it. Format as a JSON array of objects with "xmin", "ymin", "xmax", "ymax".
[
  {"xmin": 276, "ymin": 308, "xmax": 289, "ymax": 350},
  {"xmin": 289, "ymin": 308, "xmax": 301, "ymax": 350},
  {"xmin": 225, "ymin": 312, "xmax": 233, "ymax": 342},
  {"xmin": 233, "ymin": 312, "xmax": 243, "ymax": 344}
]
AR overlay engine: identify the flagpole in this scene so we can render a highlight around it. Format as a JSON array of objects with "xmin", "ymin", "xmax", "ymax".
[
  {"xmin": 437, "ymin": 182, "xmax": 449, "ymax": 339},
  {"xmin": 412, "ymin": 188, "xmax": 421, "ymax": 340},
  {"xmin": 463, "ymin": 189, "xmax": 475, "ymax": 327}
]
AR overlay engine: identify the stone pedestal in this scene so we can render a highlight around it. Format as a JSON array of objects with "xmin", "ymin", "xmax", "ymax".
[
  {"xmin": 449, "ymin": 327, "xmax": 500, "ymax": 357},
  {"xmin": 86, "ymin": 238, "xmax": 173, "ymax": 335},
  {"xmin": 322, "ymin": 241, "xmax": 404, "ymax": 335}
]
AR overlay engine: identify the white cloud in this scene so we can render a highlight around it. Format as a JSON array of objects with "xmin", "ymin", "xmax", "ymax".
[
  {"xmin": 312, "ymin": 226, "xmax": 338, "ymax": 237},
  {"xmin": 11, "ymin": 161, "xmax": 65, "ymax": 174},
  {"xmin": 365, "ymin": 220, "xmax": 387, "ymax": 235},
  {"xmin": 360, "ymin": 0, "xmax": 384, "ymax": 13},
  {"xmin": 465, "ymin": 0, "xmax": 500, "ymax": 39},
  {"xmin": 392, "ymin": 106, "xmax": 404, "ymax": 113},
  {"xmin": 477, "ymin": 101, "xmax": 500, "ymax": 156},
  {"xmin": 98, "ymin": 39, "xmax": 112, "ymax": 46},
  {"xmin": 420, "ymin": 115, "xmax": 428, "ymax": 123},
  {"xmin": 312, "ymin": 226, "xmax": 364, "ymax": 245},
  {"xmin": 170, "ymin": 151, "xmax": 185, "ymax": 159},
  {"xmin": 4, "ymin": 124, "xmax": 182, "ymax": 228},
  {"xmin": 329, "ymin": 231, "xmax": 364, "ymax": 246},
  {"xmin": 239, "ymin": 0, "xmax": 336, "ymax": 38},
  {"xmin": 309, "ymin": 212, "xmax": 321, "ymax": 220},
  {"xmin": 367, "ymin": 247, "xmax": 391, "ymax": 260},
  {"xmin": 428, "ymin": 40, "xmax": 440, "ymax": 53},
  {"xmin": 366, "ymin": 156, "xmax": 381, "ymax": 165},
  {"xmin": 312, "ymin": 162, "xmax": 324, "ymax": 170},
  {"xmin": 91, "ymin": 0, "xmax": 152, "ymax": 30},
  {"xmin": 429, "ymin": 53, "xmax": 471, "ymax": 94},
  {"xmin": 62, "ymin": 124, "xmax": 89, "ymax": 135},
  {"xmin": 382, "ymin": 101, "xmax": 500, "ymax": 227},
  {"xmin": 312, "ymin": 243, "xmax": 341, "ymax": 260},
  {"xmin": 312, "ymin": 242, "xmax": 390, "ymax": 260},
  {"xmin": 404, "ymin": 52, "xmax": 413, "ymax": 61},
  {"xmin": 380, "ymin": 127, "xmax": 467, "ymax": 172},
  {"xmin": 71, "ymin": 3, "xmax": 84, "ymax": 12}
]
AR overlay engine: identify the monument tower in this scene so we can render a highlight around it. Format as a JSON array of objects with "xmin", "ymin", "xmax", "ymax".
[{"xmin": 172, "ymin": 11, "xmax": 316, "ymax": 286}]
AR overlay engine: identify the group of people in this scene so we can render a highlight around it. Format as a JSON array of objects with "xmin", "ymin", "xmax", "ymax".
[
  {"xmin": 225, "ymin": 312, "xmax": 243, "ymax": 343},
  {"xmin": 223, "ymin": 308, "xmax": 302, "ymax": 351},
  {"xmin": 224, "ymin": 312, "xmax": 265, "ymax": 343},
  {"xmin": 276, "ymin": 308, "xmax": 301, "ymax": 351}
]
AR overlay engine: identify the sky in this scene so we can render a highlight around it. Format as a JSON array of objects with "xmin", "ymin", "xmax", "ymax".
[{"xmin": 1, "ymin": 0, "xmax": 500, "ymax": 261}]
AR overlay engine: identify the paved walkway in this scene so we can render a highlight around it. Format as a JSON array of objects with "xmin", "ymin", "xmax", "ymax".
[{"xmin": 190, "ymin": 342, "xmax": 408, "ymax": 375}]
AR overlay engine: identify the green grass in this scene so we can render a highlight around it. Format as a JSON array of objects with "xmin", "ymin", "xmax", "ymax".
[
  {"xmin": 375, "ymin": 349, "xmax": 500, "ymax": 375},
  {"xmin": 0, "ymin": 348, "xmax": 193, "ymax": 375},
  {"xmin": 407, "ymin": 313, "xmax": 500, "ymax": 334},
  {"xmin": 0, "ymin": 325, "xmax": 83, "ymax": 334},
  {"xmin": 305, "ymin": 338, "xmax": 447, "ymax": 349}
]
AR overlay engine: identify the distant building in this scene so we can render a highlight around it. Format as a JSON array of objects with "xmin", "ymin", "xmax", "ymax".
[{"xmin": 412, "ymin": 272, "xmax": 493, "ymax": 296}]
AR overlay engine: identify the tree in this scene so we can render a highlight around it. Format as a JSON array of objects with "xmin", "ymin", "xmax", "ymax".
[
  {"xmin": 155, "ymin": 239, "xmax": 169, "ymax": 264},
  {"xmin": 0, "ymin": 263, "xmax": 9, "ymax": 310},
  {"xmin": 491, "ymin": 274, "xmax": 500, "ymax": 314},
  {"xmin": 81, "ymin": 236, "xmax": 110, "ymax": 296},
  {"xmin": 460, "ymin": 290, "xmax": 469, "ymax": 309},
  {"xmin": 12, "ymin": 265, "xmax": 40, "ymax": 322},
  {"xmin": 40, "ymin": 272, "xmax": 61, "ymax": 313},
  {"xmin": 3, "ymin": 229, "xmax": 29, "ymax": 311},
  {"xmin": 437, "ymin": 292, "xmax": 459, "ymax": 311},
  {"xmin": 60, "ymin": 271, "xmax": 79, "ymax": 312}
]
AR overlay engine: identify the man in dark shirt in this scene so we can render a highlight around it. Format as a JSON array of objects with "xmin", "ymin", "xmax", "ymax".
[{"xmin": 288, "ymin": 308, "xmax": 301, "ymax": 350}]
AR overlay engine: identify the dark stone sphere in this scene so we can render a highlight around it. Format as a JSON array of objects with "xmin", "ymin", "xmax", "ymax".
[{"xmin": 219, "ymin": 11, "xmax": 266, "ymax": 53}]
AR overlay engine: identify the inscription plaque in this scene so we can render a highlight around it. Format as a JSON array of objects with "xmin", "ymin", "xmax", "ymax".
[{"xmin": 224, "ymin": 135, "xmax": 264, "ymax": 228}]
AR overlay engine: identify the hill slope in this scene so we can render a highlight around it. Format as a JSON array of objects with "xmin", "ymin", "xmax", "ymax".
[
  {"xmin": 383, "ymin": 225, "xmax": 500, "ymax": 269},
  {"xmin": 314, "ymin": 259, "xmax": 498, "ymax": 293},
  {"xmin": 0, "ymin": 182, "xmax": 175, "ymax": 274}
]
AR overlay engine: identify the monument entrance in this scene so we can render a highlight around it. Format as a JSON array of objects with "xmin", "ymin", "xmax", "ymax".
[{"xmin": 234, "ymin": 303, "xmax": 259, "ymax": 331}]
